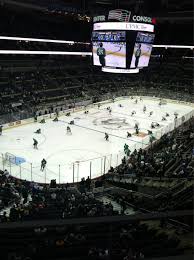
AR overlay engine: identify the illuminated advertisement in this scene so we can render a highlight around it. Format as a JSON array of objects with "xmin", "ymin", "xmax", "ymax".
[{"xmin": 93, "ymin": 22, "xmax": 154, "ymax": 33}]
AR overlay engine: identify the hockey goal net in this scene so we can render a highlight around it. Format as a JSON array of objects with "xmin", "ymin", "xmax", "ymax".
[{"xmin": 3, "ymin": 152, "xmax": 17, "ymax": 166}]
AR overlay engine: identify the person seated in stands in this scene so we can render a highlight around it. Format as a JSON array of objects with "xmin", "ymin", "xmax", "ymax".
[
  {"xmin": 53, "ymin": 116, "xmax": 58, "ymax": 122},
  {"xmin": 66, "ymin": 112, "xmax": 71, "ymax": 116},
  {"xmin": 108, "ymin": 166, "xmax": 114, "ymax": 174},
  {"xmin": 70, "ymin": 120, "xmax": 74, "ymax": 125},
  {"xmin": 34, "ymin": 128, "xmax": 41, "ymax": 134},
  {"xmin": 162, "ymin": 116, "xmax": 167, "ymax": 121},
  {"xmin": 40, "ymin": 118, "xmax": 46, "ymax": 123}
]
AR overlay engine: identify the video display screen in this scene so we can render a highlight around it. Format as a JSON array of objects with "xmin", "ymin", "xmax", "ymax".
[
  {"xmin": 93, "ymin": 41, "xmax": 126, "ymax": 68},
  {"xmin": 136, "ymin": 32, "xmax": 155, "ymax": 44},
  {"xmin": 92, "ymin": 31, "xmax": 126, "ymax": 42},
  {"xmin": 130, "ymin": 43, "xmax": 153, "ymax": 68}
]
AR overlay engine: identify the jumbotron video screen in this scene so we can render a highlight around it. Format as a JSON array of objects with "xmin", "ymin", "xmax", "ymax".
[
  {"xmin": 130, "ymin": 32, "xmax": 155, "ymax": 68},
  {"xmin": 92, "ymin": 10, "xmax": 155, "ymax": 72},
  {"xmin": 92, "ymin": 31, "xmax": 126, "ymax": 68}
]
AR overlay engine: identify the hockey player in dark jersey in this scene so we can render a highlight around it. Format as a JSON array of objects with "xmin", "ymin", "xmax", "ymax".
[
  {"xmin": 104, "ymin": 132, "xmax": 109, "ymax": 141},
  {"xmin": 53, "ymin": 116, "xmax": 59, "ymax": 122},
  {"xmin": 135, "ymin": 44, "xmax": 142, "ymax": 68},
  {"xmin": 34, "ymin": 129, "xmax": 41, "ymax": 134},
  {"xmin": 40, "ymin": 118, "xmax": 46, "ymax": 124},
  {"xmin": 66, "ymin": 126, "xmax": 72, "ymax": 135},
  {"xmin": 33, "ymin": 138, "xmax": 38, "ymax": 149},
  {"xmin": 143, "ymin": 105, "xmax": 146, "ymax": 113},
  {"xmin": 40, "ymin": 158, "xmax": 47, "ymax": 171},
  {"xmin": 149, "ymin": 111, "xmax": 153, "ymax": 117},
  {"xmin": 131, "ymin": 110, "xmax": 136, "ymax": 116},
  {"xmin": 97, "ymin": 43, "xmax": 106, "ymax": 67},
  {"xmin": 127, "ymin": 131, "xmax": 132, "ymax": 138}
]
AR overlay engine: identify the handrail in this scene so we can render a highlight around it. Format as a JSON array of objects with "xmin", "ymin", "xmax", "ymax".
[{"xmin": 0, "ymin": 210, "xmax": 192, "ymax": 230}]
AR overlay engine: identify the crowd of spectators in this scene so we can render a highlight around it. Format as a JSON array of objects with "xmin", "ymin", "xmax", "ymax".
[
  {"xmin": 0, "ymin": 54, "xmax": 193, "ymax": 123},
  {"xmin": 0, "ymin": 171, "xmax": 116, "ymax": 223}
]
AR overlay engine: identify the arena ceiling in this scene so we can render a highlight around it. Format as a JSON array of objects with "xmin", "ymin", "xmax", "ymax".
[{"xmin": 1, "ymin": 0, "xmax": 193, "ymax": 18}]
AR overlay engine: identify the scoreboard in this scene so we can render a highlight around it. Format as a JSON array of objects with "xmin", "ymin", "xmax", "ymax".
[{"xmin": 92, "ymin": 10, "xmax": 155, "ymax": 73}]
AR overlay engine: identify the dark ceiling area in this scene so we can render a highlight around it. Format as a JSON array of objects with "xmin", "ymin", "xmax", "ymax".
[
  {"xmin": 0, "ymin": 0, "xmax": 193, "ymax": 44},
  {"xmin": 1, "ymin": 0, "xmax": 193, "ymax": 17}
]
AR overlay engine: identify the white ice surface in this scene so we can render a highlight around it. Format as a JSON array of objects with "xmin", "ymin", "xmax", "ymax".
[{"xmin": 0, "ymin": 98, "xmax": 193, "ymax": 183}]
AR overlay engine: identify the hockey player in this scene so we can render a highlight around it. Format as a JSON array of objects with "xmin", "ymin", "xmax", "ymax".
[
  {"xmin": 162, "ymin": 116, "xmax": 167, "ymax": 121},
  {"xmin": 33, "ymin": 138, "xmax": 38, "ymax": 149},
  {"xmin": 55, "ymin": 109, "xmax": 59, "ymax": 117},
  {"xmin": 143, "ymin": 105, "xmax": 146, "ymax": 113},
  {"xmin": 135, "ymin": 99, "xmax": 138, "ymax": 104},
  {"xmin": 84, "ymin": 110, "xmax": 89, "ymax": 114},
  {"xmin": 109, "ymin": 108, "xmax": 112, "ymax": 115},
  {"xmin": 105, "ymin": 133, "xmax": 109, "ymax": 141},
  {"xmin": 151, "ymin": 122, "xmax": 155, "ymax": 129},
  {"xmin": 97, "ymin": 42, "xmax": 106, "ymax": 67},
  {"xmin": 127, "ymin": 132, "xmax": 132, "ymax": 138},
  {"xmin": 69, "ymin": 120, "xmax": 74, "ymax": 125},
  {"xmin": 140, "ymin": 97, "xmax": 142, "ymax": 101},
  {"xmin": 0, "ymin": 125, "xmax": 2, "ymax": 136},
  {"xmin": 135, "ymin": 126, "xmax": 139, "ymax": 135},
  {"xmin": 66, "ymin": 112, "xmax": 71, "ymax": 116},
  {"xmin": 40, "ymin": 118, "xmax": 46, "ymax": 124},
  {"xmin": 166, "ymin": 113, "xmax": 170, "ymax": 117},
  {"xmin": 131, "ymin": 110, "xmax": 136, "ymax": 117},
  {"xmin": 118, "ymin": 104, "xmax": 123, "ymax": 108},
  {"xmin": 174, "ymin": 112, "xmax": 178, "ymax": 120},
  {"xmin": 98, "ymin": 104, "xmax": 101, "ymax": 109},
  {"xmin": 53, "ymin": 116, "xmax": 58, "ymax": 122},
  {"xmin": 34, "ymin": 129, "xmax": 41, "ymax": 134},
  {"xmin": 34, "ymin": 115, "xmax": 37, "ymax": 122},
  {"xmin": 40, "ymin": 158, "xmax": 47, "ymax": 171},
  {"xmin": 149, "ymin": 111, "xmax": 153, "ymax": 117},
  {"xmin": 67, "ymin": 126, "xmax": 72, "ymax": 135}
]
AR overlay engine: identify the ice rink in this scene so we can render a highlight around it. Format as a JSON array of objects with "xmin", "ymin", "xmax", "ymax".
[{"xmin": 0, "ymin": 97, "xmax": 194, "ymax": 184}]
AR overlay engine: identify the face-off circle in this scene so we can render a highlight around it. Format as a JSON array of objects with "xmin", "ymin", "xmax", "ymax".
[{"xmin": 93, "ymin": 116, "xmax": 133, "ymax": 130}]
